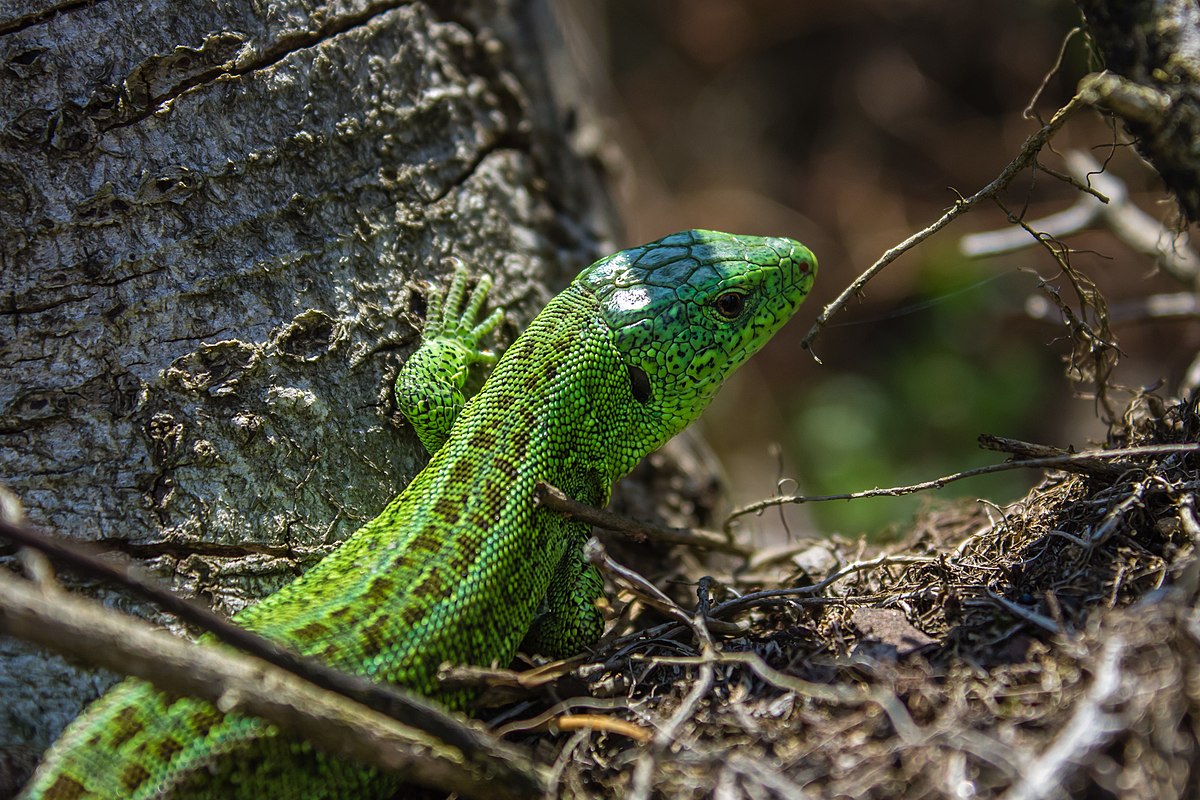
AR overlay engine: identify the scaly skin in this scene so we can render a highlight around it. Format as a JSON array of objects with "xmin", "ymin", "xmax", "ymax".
[{"xmin": 21, "ymin": 229, "xmax": 817, "ymax": 799}]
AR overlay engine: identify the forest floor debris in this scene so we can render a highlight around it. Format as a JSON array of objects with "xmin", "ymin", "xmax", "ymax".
[{"xmin": 519, "ymin": 392, "xmax": 1200, "ymax": 798}]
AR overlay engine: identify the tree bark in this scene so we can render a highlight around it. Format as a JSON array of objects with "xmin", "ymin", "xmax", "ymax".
[
  {"xmin": 1075, "ymin": 0, "xmax": 1200, "ymax": 223},
  {"xmin": 0, "ymin": 0, "xmax": 616, "ymax": 769}
]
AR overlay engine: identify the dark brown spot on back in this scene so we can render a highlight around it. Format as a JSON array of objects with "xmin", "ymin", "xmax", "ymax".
[
  {"xmin": 120, "ymin": 763, "xmax": 152, "ymax": 792},
  {"xmin": 44, "ymin": 775, "xmax": 88, "ymax": 800},
  {"xmin": 469, "ymin": 428, "xmax": 497, "ymax": 451},
  {"xmin": 413, "ymin": 569, "xmax": 449, "ymax": 607},
  {"xmin": 359, "ymin": 611, "xmax": 400, "ymax": 660},
  {"xmin": 362, "ymin": 575, "xmax": 400, "ymax": 606},
  {"xmin": 291, "ymin": 620, "xmax": 331, "ymax": 643},
  {"xmin": 511, "ymin": 425, "xmax": 532, "ymax": 452},
  {"xmin": 185, "ymin": 707, "xmax": 221, "ymax": 739},
  {"xmin": 468, "ymin": 506, "xmax": 492, "ymax": 530},
  {"xmin": 107, "ymin": 706, "xmax": 145, "ymax": 749},
  {"xmin": 154, "ymin": 736, "xmax": 185, "ymax": 764},
  {"xmin": 441, "ymin": 532, "xmax": 479, "ymax": 577},
  {"xmin": 448, "ymin": 459, "xmax": 473, "ymax": 486},
  {"xmin": 433, "ymin": 496, "xmax": 458, "ymax": 522},
  {"xmin": 399, "ymin": 602, "xmax": 428, "ymax": 628}
]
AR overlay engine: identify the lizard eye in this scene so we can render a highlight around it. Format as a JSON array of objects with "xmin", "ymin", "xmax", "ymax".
[
  {"xmin": 628, "ymin": 364, "xmax": 652, "ymax": 404},
  {"xmin": 713, "ymin": 291, "xmax": 746, "ymax": 320}
]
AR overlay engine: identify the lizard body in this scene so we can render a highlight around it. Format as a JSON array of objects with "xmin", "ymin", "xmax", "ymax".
[{"xmin": 21, "ymin": 229, "xmax": 816, "ymax": 799}]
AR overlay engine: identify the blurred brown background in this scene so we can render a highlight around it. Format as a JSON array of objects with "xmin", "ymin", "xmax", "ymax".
[{"xmin": 561, "ymin": 0, "xmax": 1200, "ymax": 539}]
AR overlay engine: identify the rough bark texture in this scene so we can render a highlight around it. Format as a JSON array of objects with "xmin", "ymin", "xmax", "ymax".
[
  {"xmin": 0, "ymin": 0, "xmax": 617, "ymax": 768},
  {"xmin": 1076, "ymin": 0, "xmax": 1200, "ymax": 222}
]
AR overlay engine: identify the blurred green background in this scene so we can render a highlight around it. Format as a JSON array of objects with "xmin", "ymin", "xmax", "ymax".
[{"xmin": 563, "ymin": 1, "xmax": 1200, "ymax": 539}]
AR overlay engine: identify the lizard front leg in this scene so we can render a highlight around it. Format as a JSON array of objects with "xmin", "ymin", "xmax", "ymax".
[{"xmin": 395, "ymin": 261, "xmax": 504, "ymax": 454}]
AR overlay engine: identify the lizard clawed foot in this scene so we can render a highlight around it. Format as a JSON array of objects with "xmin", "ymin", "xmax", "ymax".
[{"xmin": 422, "ymin": 258, "xmax": 505, "ymax": 365}]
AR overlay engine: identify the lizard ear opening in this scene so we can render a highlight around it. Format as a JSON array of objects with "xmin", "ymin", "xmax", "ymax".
[{"xmin": 628, "ymin": 364, "xmax": 652, "ymax": 404}]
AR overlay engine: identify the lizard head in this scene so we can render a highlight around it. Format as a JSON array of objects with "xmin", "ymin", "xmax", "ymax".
[{"xmin": 577, "ymin": 229, "xmax": 817, "ymax": 458}]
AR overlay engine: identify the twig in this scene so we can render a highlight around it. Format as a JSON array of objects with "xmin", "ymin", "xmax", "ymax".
[
  {"xmin": 1102, "ymin": 293, "xmax": 1200, "ymax": 324},
  {"xmin": 535, "ymin": 481, "xmax": 750, "ymax": 557},
  {"xmin": 727, "ymin": 753, "xmax": 816, "ymax": 799},
  {"xmin": 961, "ymin": 150, "xmax": 1200, "ymax": 288},
  {"xmin": 630, "ymin": 607, "xmax": 717, "ymax": 800},
  {"xmin": 801, "ymin": 82, "xmax": 1090, "ymax": 354},
  {"xmin": 724, "ymin": 443, "xmax": 1200, "ymax": 532},
  {"xmin": 1009, "ymin": 210, "xmax": 1121, "ymax": 419},
  {"xmin": 705, "ymin": 554, "xmax": 937, "ymax": 620},
  {"xmin": 934, "ymin": 729, "xmax": 1026, "ymax": 782},
  {"xmin": 1089, "ymin": 481, "xmax": 1148, "ymax": 545},
  {"xmin": 436, "ymin": 658, "xmax": 588, "ymax": 702},
  {"xmin": 983, "ymin": 591, "xmax": 1063, "ymax": 635},
  {"xmin": 638, "ymin": 650, "xmax": 922, "ymax": 743},
  {"xmin": 599, "ymin": 593, "xmax": 860, "ymax": 661},
  {"xmin": 1078, "ymin": 71, "xmax": 1172, "ymax": 126},
  {"xmin": 545, "ymin": 729, "xmax": 588, "ymax": 799},
  {"xmin": 1023, "ymin": 27, "xmax": 1084, "ymax": 121},
  {"xmin": 639, "ymin": 651, "xmax": 867, "ymax": 705},
  {"xmin": 1174, "ymin": 494, "xmax": 1200, "ymax": 597},
  {"xmin": 553, "ymin": 714, "xmax": 652, "ymax": 742},
  {"xmin": 1001, "ymin": 635, "xmax": 1127, "ymax": 800},
  {"xmin": 583, "ymin": 537, "xmax": 745, "ymax": 636},
  {"xmin": 494, "ymin": 696, "xmax": 648, "ymax": 738},
  {"xmin": 0, "ymin": 568, "xmax": 545, "ymax": 800},
  {"xmin": 978, "ymin": 434, "xmax": 1136, "ymax": 479}
]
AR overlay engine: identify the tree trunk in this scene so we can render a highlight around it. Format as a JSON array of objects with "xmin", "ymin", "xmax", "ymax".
[
  {"xmin": 1075, "ymin": 0, "xmax": 1200, "ymax": 224},
  {"xmin": 0, "ymin": 0, "xmax": 617, "ymax": 777}
]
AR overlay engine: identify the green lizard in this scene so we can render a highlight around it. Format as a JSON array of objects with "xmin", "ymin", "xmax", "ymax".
[{"xmin": 20, "ymin": 229, "xmax": 816, "ymax": 799}]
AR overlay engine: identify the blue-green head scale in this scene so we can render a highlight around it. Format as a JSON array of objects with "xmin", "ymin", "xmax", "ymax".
[{"xmin": 577, "ymin": 228, "xmax": 816, "ymax": 466}]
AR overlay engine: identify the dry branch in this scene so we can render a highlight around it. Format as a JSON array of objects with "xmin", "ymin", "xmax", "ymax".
[
  {"xmin": 960, "ymin": 150, "xmax": 1200, "ymax": 288},
  {"xmin": 0, "ymin": 568, "xmax": 546, "ymax": 799},
  {"xmin": 535, "ymin": 481, "xmax": 750, "ymax": 556},
  {"xmin": 801, "ymin": 84, "xmax": 1091, "ymax": 354},
  {"xmin": 724, "ymin": 442, "xmax": 1200, "ymax": 530},
  {"xmin": 0, "ymin": 518, "xmax": 532, "ymax": 771}
]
